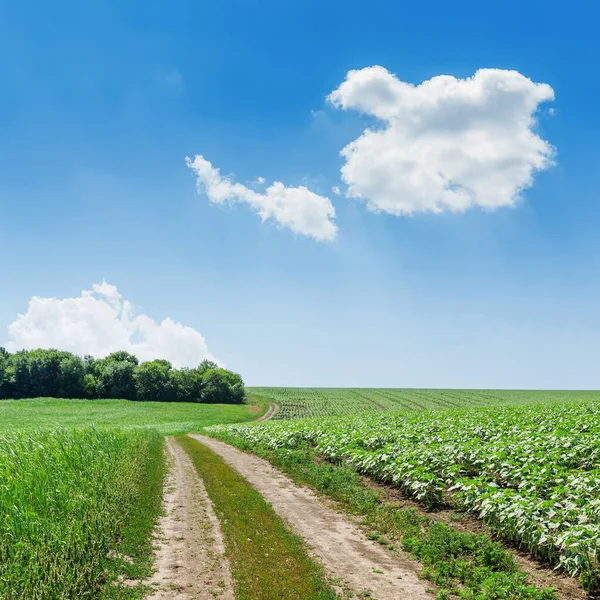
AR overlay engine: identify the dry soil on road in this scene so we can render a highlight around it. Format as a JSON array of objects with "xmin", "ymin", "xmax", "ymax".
[
  {"xmin": 253, "ymin": 402, "xmax": 280, "ymax": 422},
  {"xmin": 145, "ymin": 437, "xmax": 234, "ymax": 600},
  {"xmin": 190, "ymin": 433, "xmax": 430, "ymax": 600}
]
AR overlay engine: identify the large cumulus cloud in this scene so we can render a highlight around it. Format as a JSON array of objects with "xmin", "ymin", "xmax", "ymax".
[
  {"xmin": 6, "ymin": 282, "xmax": 216, "ymax": 368},
  {"xmin": 329, "ymin": 66, "xmax": 555, "ymax": 215}
]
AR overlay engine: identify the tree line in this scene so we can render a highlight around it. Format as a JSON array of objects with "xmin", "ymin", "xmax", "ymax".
[{"xmin": 0, "ymin": 348, "xmax": 245, "ymax": 403}]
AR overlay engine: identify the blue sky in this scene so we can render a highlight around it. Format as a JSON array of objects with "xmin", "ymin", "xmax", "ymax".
[{"xmin": 1, "ymin": 0, "xmax": 599, "ymax": 387}]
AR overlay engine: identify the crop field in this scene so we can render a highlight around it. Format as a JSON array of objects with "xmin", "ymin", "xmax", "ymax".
[
  {"xmin": 0, "ymin": 427, "xmax": 162, "ymax": 598},
  {"xmin": 212, "ymin": 399, "xmax": 600, "ymax": 590},
  {"xmin": 248, "ymin": 386, "xmax": 600, "ymax": 419}
]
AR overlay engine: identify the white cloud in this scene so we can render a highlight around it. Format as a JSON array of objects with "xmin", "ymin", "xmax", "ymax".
[
  {"xmin": 332, "ymin": 186, "xmax": 341, "ymax": 195},
  {"xmin": 186, "ymin": 155, "xmax": 338, "ymax": 241},
  {"xmin": 328, "ymin": 66, "xmax": 555, "ymax": 215},
  {"xmin": 6, "ymin": 282, "xmax": 216, "ymax": 368}
]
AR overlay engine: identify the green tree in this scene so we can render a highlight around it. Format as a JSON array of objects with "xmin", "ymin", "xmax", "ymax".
[
  {"xmin": 104, "ymin": 351, "xmax": 139, "ymax": 366},
  {"xmin": 10, "ymin": 351, "xmax": 33, "ymax": 397},
  {"xmin": 0, "ymin": 348, "xmax": 11, "ymax": 399},
  {"xmin": 6, "ymin": 349, "xmax": 69, "ymax": 398},
  {"xmin": 83, "ymin": 355, "xmax": 98, "ymax": 374},
  {"xmin": 28, "ymin": 349, "xmax": 71, "ymax": 397},
  {"xmin": 93, "ymin": 351, "xmax": 139, "ymax": 400},
  {"xmin": 57, "ymin": 355, "xmax": 86, "ymax": 398},
  {"xmin": 134, "ymin": 359, "xmax": 173, "ymax": 401},
  {"xmin": 81, "ymin": 355, "xmax": 99, "ymax": 398},
  {"xmin": 223, "ymin": 369, "xmax": 245, "ymax": 404},
  {"xmin": 198, "ymin": 359, "xmax": 219, "ymax": 374},
  {"xmin": 0, "ymin": 347, "xmax": 245, "ymax": 404},
  {"xmin": 95, "ymin": 360, "xmax": 136, "ymax": 400},
  {"xmin": 201, "ymin": 368, "xmax": 245, "ymax": 404},
  {"xmin": 170, "ymin": 367, "xmax": 204, "ymax": 402},
  {"xmin": 83, "ymin": 373, "xmax": 98, "ymax": 398}
]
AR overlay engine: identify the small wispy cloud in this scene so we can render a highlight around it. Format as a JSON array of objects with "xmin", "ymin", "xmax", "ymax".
[{"xmin": 186, "ymin": 155, "xmax": 338, "ymax": 241}]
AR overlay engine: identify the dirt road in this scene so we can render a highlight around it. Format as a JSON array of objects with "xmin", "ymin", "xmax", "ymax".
[
  {"xmin": 253, "ymin": 402, "xmax": 279, "ymax": 421},
  {"xmin": 145, "ymin": 437, "xmax": 234, "ymax": 600},
  {"xmin": 189, "ymin": 434, "xmax": 430, "ymax": 600}
]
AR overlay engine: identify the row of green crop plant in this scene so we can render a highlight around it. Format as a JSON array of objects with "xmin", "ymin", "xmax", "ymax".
[
  {"xmin": 248, "ymin": 387, "xmax": 382, "ymax": 419},
  {"xmin": 0, "ymin": 347, "xmax": 244, "ymax": 403},
  {"xmin": 0, "ymin": 427, "xmax": 162, "ymax": 598},
  {"xmin": 210, "ymin": 400, "xmax": 600, "ymax": 590},
  {"xmin": 248, "ymin": 387, "xmax": 599, "ymax": 419}
]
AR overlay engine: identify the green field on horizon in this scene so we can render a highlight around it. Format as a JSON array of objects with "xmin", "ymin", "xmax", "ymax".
[{"xmin": 248, "ymin": 386, "xmax": 600, "ymax": 419}]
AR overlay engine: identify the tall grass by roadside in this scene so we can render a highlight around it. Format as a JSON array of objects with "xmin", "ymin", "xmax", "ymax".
[
  {"xmin": 0, "ymin": 427, "xmax": 163, "ymax": 599},
  {"xmin": 177, "ymin": 435, "xmax": 338, "ymax": 600},
  {"xmin": 103, "ymin": 431, "xmax": 166, "ymax": 599}
]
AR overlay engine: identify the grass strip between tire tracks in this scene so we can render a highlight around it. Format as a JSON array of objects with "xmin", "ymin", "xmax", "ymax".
[
  {"xmin": 208, "ymin": 435, "xmax": 559, "ymax": 600},
  {"xmin": 176, "ymin": 435, "xmax": 338, "ymax": 600}
]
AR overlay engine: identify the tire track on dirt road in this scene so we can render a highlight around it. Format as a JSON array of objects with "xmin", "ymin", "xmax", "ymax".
[
  {"xmin": 189, "ymin": 434, "xmax": 430, "ymax": 600},
  {"xmin": 145, "ymin": 437, "xmax": 234, "ymax": 600},
  {"xmin": 254, "ymin": 402, "xmax": 279, "ymax": 422}
]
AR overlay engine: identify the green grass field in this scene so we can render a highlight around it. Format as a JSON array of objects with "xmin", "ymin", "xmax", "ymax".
[
  {"xmin": 0, "ymin": 397, "xmax": 263, "ymax": 598},
  {"xmin": 248, "ymin": 386, "xmax": 600, "ymax": 419},
  {"xmin": 0, "ymin": 397, "xmax": 262, "ymax": 433},
  {"xmin": 0, "ymin": 427, "xmax": 163, "ymax": 599}
]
